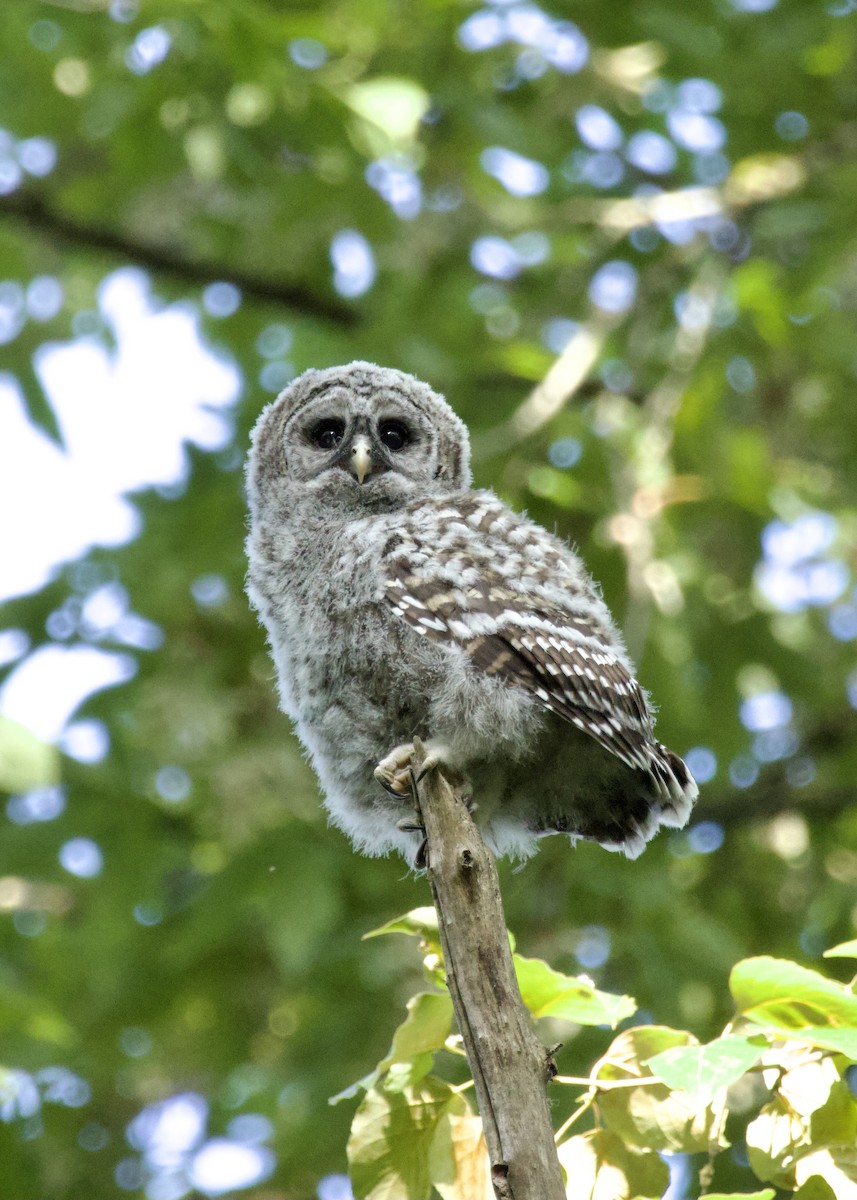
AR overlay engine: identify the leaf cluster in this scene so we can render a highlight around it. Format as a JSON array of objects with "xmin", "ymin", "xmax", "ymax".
[{"xmin": 345, "ymin": 914, "xmax": 857, "ymax": 1199}]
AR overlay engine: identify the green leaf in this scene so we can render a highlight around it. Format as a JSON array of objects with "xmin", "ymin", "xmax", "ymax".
[
  {"xmin": 364, "ymin": 907, "xmax": 440, "ymax": 942},
  {"xmin": 331, "ymin": 992, "xmax": 453, "ymax": 1103},
  {"xmin": 746, "ymin": 1096, "xmax": 806, "ymax": 1187},
  {"xmin": 792, "ymin": 1174, "xmax": 840, "ymax": 1199},
  {"xmin": 364, "ymin": 907, "xmax": 443, "ymax": 959},
  {"xmin": 809, "ymin": 1079, "xmax": 857, "ymax": 1146},
  {"xmin": 345, "ymin": 77, "xmax": 430, "ymax": 146},
  {"xmin": 428, "ymin": 1104, "xmax": 491, "ymax": 1200},
  {"xmin": 384, "ymin": 992, "xmax": 454, "ymax": 1070},
  {"xmin": 556, "ymin": 1129, "xmax": 668, "ymax": 1200},
  {"xmin": 646, "ymin": 1034, "xmax": 766, "ymax": 1104},
  {"xmin": 514, "ymin": 955, "xmax": 636, "ymax": 1027},
  {"xmin": 783, "ymin": 1026, "xmax": 857, "ymax": 1060},
  {"xmin": 730, "ymin": 957, "xmax": 857, "ymax": 1029},
  {"xmin": 732, "ymin": 257, "xmax": 790, "ymax": 344},
  {"xmin": 348, "ymin": 1079, "xmax": 465, "ymax": 1200},
  {"xmin": 0, "ymin": 715, "xmax": 61, "ymax": 793},
  {"xmin": 775, "ymin": 1050, "xmax": 837, "ymax": 1116},
  {"xmin": 824, "ymin": 940, "xmax": 857, "ymax": 960},
  {"xmin": 383, "ymin": 1056, "xmax": 435, "ymax": 1094},
  {"xmin": 696, "ymin": 1193, "xmax": 775, "ymax": 1200},
  {"xmin": 330, "ymin": 1070, "xmax": 381, "ymax": 1106},
  {"xmin": 593, "ymin": 1027, "xmax": 720, "ymax": 1153},
  {"xmin": 795, "ymin": 1147, "xmax": 857, "ymax": 1193}
]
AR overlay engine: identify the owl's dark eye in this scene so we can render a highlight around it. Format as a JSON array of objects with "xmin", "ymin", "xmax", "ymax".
[
  {"xmin": 310, "ymin": 418, "xmax": 345, "ymax": 451},
  {"xmin": 378, "ymin": 420, "xmax": 410, "ymax": 452}
]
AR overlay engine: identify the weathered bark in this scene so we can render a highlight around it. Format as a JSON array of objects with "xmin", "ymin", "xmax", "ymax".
[{"xmin": 411, "ymin": 739, "xmax": 566, "ymax": 1200}]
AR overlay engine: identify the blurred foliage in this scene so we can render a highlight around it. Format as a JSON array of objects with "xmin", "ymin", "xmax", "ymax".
[{"xmin": 0, "ymin": 0, "xmax": 856, "ymax": 1197}]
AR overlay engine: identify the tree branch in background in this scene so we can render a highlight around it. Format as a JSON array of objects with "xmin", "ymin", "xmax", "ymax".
[
  {"xmin": 705, "ymin": 784, "xmax": 857, "ymax": 828},
  {"xmin": 0, "ymin": 190, "xmax": 359, "ymax": 325},
  {"xmin": 411, "ymin": 739, "xmax": 566, "ymax": 1200}
]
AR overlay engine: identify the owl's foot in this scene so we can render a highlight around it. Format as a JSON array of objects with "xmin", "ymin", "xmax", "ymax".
[
  {"xmin": 375, "ymin": 741, "xmax": 473, "ymax": 803},
  {"xmin": 416, "ymin": 743, "xmax": 475, "ymax": 812},
  {"xmin": 374, "ymin": 743, "xmax": 415, "ymax": 798},
  {"xmin": 376, "ymin": 741, "xmax": 474, "ymax": 872},
  {"xmin": 414, "ymin": 741, "xmax": 454, "ymax": 784}
]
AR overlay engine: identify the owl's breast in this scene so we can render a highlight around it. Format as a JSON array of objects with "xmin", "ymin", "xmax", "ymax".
[{"xmin": 259, "ymin": 519, "xmax": 447, "ymax": 736}]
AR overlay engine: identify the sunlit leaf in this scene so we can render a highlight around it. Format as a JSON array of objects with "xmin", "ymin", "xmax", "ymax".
[
  {"xmin": 364, "ymin": 907, "xmax": 440, "ymax": 948},
  {"xmin": 514, "ymin": 955, "xmax": 636, "ymax": 1027},
  {"xmin": 592, "ymin": 1027, "xmax": 720, "ymax": 1153},
  {"xmin": 700, "ymin": 1193, "xmax": 775, "ymax": 1200},
  {"xmin": 428, "ymin": 1105, "xmax": 492, "ymax": 1200},
  {"xmin": 824, "ymin": 940, "xmax": 857, "ymax": 961},
  {"xmin": 781, "ymin": 1027, "xmax": 857, "ymax": 1060},
  {"xmin": 555, "ymin": 1129, "xmax": 668, "ymax": 1200},
  {"xmin": 0, "ymin": 715, "xmax": 60, "ymax": 792},
  {"xmin": 383, "ymin": 1056, "xmax": 436, "ymax": 1094},
  {"xmin": 795, "ymin": 1148, "xmax": 857, "ymax": 1197},
  {"xmin": 646, "ymin": 1034, "xmax": 766, "ymax": 1104},
  {"xmin": 792, "ymin": 1172, "xmax": 842, "ymax": 1199},
  {"xmin": 345, "ymin": 77, "xmax": 430, "ymax": 146},
  {"xmin": 332, "ymin": 992, "xmax": 453, "ymax": 1103},
  {"xmin": 745, "ymin": 1096, "xmax": 806, "ymax": 1187},
  {"xmin": 348, "ymin": 1079, "xmax": 465, "ymax": 1200},
  {"xmin": 700, "ymin": 1190, "xmax": 772, "ymax": 1200},
  {"xmin": 731, "ymin": 957, "xmax": 857, "ymax": 1029},
  {"xmin": 771, "ymin": 1051, "xmax": 840, "ymax": 1120},
  {"xmin": 385, "ymin": 992, "xmax": 454, "ymax": 1069}
]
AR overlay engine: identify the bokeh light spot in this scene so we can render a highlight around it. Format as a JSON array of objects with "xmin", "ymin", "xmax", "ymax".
[
  {"xmin": 289, "ymin": 39, "xmax": 328, "ymax": 69},
  {"xmin": 481, "ymin": 146, "xmax": 549, "ymax": 196},
  {"xmin": 684, "ymin": 746, "xmax": 717, "ymax": 784},
  {"xmin": 155, "ymin": 765, "xmax": 191, "ymax": 804},
  {"xmin": 189, "ymin": 1139, "xmax": 275, "ymax": 1195},
  {"xmin": 202, "ymin": 283, "xmax": 241, "ymax": 318},
  {"xmin": 588, "ymin": 261, "xmax": 638, "ymax": 313},
  {"xmin": 59, "ymin": 837, "xmax": 103, "ymax": 878},
  {"xmin": 688, "ymin": 822, "xmax": 724, "ymax": 854},
  {"xmin": 330, "ymin": 231, "xmax": 376, "ymax": 298}
]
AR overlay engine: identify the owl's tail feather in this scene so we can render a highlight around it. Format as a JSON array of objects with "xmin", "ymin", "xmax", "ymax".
[{"xmin": 647, "ymin": 743, "xmax": 698, "ymax": 827}]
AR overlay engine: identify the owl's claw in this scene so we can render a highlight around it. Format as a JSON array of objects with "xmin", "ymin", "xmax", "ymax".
[
  {"xmin": 397, "ymin": 811, "xmax": 428, "ymax": 869},
  {"xmin": 396, "ymin": 816, "xmax": 425, "ymax": 834},
  {"xmin": 374, "ymin": 743, "xmax": 416, "ymax": 798},
  {"xmin": 415, "ymin": 750, "xmax": 445, "ymax": 783},
  {"xmin": 375, "ymin": 741, "xmax": 474, "ymax": 809},
  {"xmin": 375, "ymin": 770, "xmax": 411, "ymax": 799}
]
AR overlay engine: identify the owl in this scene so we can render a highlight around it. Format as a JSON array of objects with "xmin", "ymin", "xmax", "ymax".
[{"xmin": 245, "ymin": 361, "xmax": 697, "ymax": 866}]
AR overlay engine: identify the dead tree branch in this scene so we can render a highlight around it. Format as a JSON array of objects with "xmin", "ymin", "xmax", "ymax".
[{"xmin": 411, "ymin": 738, "xmax": 566, "ymax": 1200}]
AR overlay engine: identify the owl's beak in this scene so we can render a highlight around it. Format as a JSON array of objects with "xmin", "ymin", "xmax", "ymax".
[{"xmin": 349, "ymin": 435, "xmax": 373, "ymax": 484}]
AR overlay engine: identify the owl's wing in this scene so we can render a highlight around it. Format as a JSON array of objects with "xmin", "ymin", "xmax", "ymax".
[{"xmin": 381, "ymin": 505, "xmax": 690, "ymax": 801}]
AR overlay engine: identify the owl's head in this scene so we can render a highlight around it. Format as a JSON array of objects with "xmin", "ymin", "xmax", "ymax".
[{"xmin": 247, "ymin": 361, "xmax": 473, "ymax": 518}]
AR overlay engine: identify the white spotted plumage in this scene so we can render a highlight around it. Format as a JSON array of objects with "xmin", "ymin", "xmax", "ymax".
[{"xmin": 245, "ymin": 361, "xmax": 698, "ymax": 866}]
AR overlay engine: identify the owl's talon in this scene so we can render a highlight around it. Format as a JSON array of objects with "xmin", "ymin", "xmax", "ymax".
[
  {"xmin": 396, "ymin": 816, "xmax": 425, "ymax": 834},
  {"xmin": 374, "ymin": 767, "xmax": 411, "ymax": 798},
  {"xmin": 415, "ymin": 759, "xmax": 438, "ymax": 784},
  {"xmin": 374, "ymin": 743, "xmax": 417, "ymax": 798}
]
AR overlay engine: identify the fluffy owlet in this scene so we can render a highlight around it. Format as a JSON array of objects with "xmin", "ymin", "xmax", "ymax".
[{"xmin": 245, "ymin": 361, "xmax": 697, "ymax": 866}]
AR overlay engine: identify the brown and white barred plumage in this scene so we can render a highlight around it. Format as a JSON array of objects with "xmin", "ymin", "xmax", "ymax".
[{"xmin": 245, "ymin": 361, "xmax": 697, "ymax": 866}]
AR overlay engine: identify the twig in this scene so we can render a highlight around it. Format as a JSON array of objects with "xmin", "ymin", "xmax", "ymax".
[
  {"xmin": 0, "ymin": 190, "xmax": 359, "ymax": 325},
  {"xmin": 411, "ymin": 738, "xmax": 566, "ymax": 1200}
]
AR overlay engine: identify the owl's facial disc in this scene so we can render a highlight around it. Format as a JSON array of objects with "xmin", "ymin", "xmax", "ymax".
[{"xmin": 295, "ymin": 402, "xmax": 421, "ymax": 485}]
